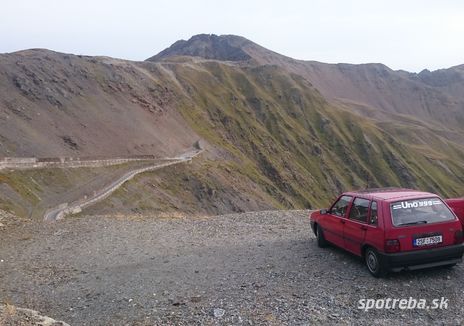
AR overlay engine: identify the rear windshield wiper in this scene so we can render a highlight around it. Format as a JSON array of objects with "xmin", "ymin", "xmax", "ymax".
[{"xmin": 397, "ymin": 220, "xmax": 428, "ymax": 226}]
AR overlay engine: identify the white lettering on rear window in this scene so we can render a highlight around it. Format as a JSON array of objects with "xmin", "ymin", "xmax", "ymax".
[{"xmin": 392, "ymin": 200, "xmax": 442, "ymax": 210}]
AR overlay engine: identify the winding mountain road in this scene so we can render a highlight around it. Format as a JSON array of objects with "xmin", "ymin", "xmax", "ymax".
[{"xmin": 44, "ymin": 149, "xmax": 202, "ymax": 221}]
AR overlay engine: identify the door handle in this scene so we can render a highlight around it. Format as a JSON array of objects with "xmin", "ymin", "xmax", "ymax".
[
  {"xmin": 340, "ymin": 219, "xmax": 345, "ymax": 224},
  {"xmin": 360, "ymin": 225, "xmax": 368, "ymax": 230}
]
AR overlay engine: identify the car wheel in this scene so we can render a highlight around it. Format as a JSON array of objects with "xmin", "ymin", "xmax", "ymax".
[
  {"xmin": 316, "ymin": 224, "xmax": 328, "ymax": 248},
  {"xmin": 444, "ymin": 263, "xmax": 457, "ymax": 269},
  {"xmin": 365, "ymin": 247, "xmax": 386, "ymax": 277}
]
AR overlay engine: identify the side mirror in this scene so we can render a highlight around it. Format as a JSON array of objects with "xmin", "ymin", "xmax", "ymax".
[{"xmin": 320, "ymin": 209, "xmax": 328, "ymax": 215}]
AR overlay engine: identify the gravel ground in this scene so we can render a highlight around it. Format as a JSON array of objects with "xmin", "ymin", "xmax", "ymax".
[{"xmin": 1, "ymin": 210, "xmax": 464, "ymax": 325}]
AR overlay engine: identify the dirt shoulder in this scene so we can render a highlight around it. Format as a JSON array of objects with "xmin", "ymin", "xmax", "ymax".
[
  {"xmin": 0, "ymin": 304, "xmax": 69, "ymax": 326},
  {"xmin": 1, "ymin": 211, "xmax": 463, "ymax": 325}
]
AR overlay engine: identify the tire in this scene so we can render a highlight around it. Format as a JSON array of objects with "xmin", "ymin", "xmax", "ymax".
[
  {"xmin": 444, "ymin": 263, "xmax": 457, "ymax": 269},
  {"xmin": 365, "ymin": 247, "xmax": 387, "ymax": 277},
  {"xmin": 316, "ymin": 224, "xmax": 328, "ymax": 248}
]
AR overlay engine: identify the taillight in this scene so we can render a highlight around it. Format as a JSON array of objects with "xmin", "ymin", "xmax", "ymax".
[
  {"xmin": 454, "ymin": 230, "xmax": 464, "ymax": 244},
  {"xmin": 385, "ymin": 239, "xmax": 400, "ymax": 253}
]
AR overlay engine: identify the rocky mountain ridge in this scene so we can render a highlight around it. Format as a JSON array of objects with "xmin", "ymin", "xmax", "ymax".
[{"xmin": 149, "ymin": 34, "xmax": 464, "ymax": 131}]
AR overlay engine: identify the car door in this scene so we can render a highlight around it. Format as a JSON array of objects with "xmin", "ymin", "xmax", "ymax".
[
  {"xmin": 344, "ymin": 197, "xmax": 370, "ymax": 255},
  {"xmin": 322, "ymin": 195, "xmax": 353, "ymax": 248}
]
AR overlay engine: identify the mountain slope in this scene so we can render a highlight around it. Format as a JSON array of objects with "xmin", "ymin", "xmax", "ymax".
[
  {"xmin": 90, "ymin": 59, "xmax": 464, "ymax": 216},
  {"xmin": 1, "ymin": 35, "xmax": 464, "ymax": 218},
  {"xmin": 149, "ymin": 34, "xmax": 464, "ymax": 132},
  {"xmin": 0, "ymin": 49, "xmax": 197, "ymax": 157}
]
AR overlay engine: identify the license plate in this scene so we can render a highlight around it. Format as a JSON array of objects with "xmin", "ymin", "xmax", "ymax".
[{"xmin": 413, "ymin": 235, "xmax": 442, "ymax": 247}]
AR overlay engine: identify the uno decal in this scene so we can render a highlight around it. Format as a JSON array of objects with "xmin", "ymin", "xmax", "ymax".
[{"xmin": 392, "ymin": 200, "xmax": 442, "ymax": 210}]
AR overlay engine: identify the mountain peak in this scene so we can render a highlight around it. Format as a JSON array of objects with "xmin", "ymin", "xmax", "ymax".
[{"xmin": 146, "ymin": 34, "xmax": 254, "ymax": 62}]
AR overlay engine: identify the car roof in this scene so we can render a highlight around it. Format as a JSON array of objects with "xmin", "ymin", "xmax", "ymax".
[{"xmin": 343, "ymin": 187, "xmax": 439, "ymax": 202}]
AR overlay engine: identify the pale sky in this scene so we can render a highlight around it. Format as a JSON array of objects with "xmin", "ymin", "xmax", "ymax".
[{"xmin": 1, "ymin": 0, "xmax": 463, "ymax": 72}]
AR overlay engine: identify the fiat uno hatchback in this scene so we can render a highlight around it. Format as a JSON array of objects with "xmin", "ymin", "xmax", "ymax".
[{"xmin": 310, "ymin": 188, "xmax": 464, "ymax": 277}]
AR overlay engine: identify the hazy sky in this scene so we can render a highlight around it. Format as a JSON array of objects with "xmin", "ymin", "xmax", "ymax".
[{"xmin": 1, "ymin": 0, "xmax": 463, "ymax": 72}]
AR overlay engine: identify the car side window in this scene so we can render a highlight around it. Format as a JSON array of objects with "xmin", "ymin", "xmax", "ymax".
[
  {"xmin": 349, "ymin": 198, "xmax": 370, "ymax": 223},
  {"xmin": 330, "ymin": 196, "xmax": 353, "ymax": 217},
  {"xmin": 369, "ymin": 201, "xmax": 378, "ymax": 225}
]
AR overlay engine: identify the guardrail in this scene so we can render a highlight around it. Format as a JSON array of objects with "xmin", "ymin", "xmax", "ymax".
[
  {"xmin": 44, "ymin": 149, "xmax": 203, "ymax": 221},
  {"xmin": 0, "ymin": 155, "xmax": 160, "ymax": 171}
]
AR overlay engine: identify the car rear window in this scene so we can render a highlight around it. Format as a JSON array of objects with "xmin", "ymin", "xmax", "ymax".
[{"xmin": 390, "ymin": 197, "xmax": 456, "ymax": 227}]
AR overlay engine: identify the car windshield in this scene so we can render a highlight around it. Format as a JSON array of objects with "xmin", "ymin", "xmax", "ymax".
[{"xmin": 390, "ymin": 197, "xmax": 456, "ymax": 226}]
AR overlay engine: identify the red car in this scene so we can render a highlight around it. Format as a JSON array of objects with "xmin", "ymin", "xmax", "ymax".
[{"xmin": 310, "ymin": 188, "xmax": 464, "ymax": 277}]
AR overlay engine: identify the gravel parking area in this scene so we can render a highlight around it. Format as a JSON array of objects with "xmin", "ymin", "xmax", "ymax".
[{"xmin": 1, "ymin": 210, "xmax": 464, "ymax": 325}]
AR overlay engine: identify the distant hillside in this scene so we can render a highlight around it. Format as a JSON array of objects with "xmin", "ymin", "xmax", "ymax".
[
  {"xmin": 1, "ymin": 34, "xmax": 463, "ymax": 218},
  {"xmin": 0, "ymin": 50, "xmax": 197, "ymax": 157},
  {"xmin": 149, "ymin": 34, "xmax": 464, "ymax": 131}
]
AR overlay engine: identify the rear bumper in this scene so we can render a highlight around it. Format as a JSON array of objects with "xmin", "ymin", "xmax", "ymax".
[{"xmin": 380, "ymin": 244, "xmax": 464, "ymax": 272}]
